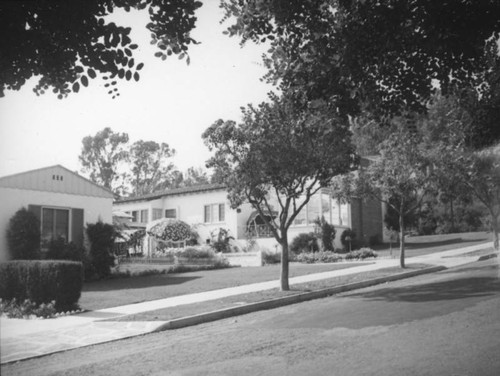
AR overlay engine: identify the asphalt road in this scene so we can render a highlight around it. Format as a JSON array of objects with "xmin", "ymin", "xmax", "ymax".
[{"xmin": 3, "ymin": 258, "xmax": 500, "ymax": 376}]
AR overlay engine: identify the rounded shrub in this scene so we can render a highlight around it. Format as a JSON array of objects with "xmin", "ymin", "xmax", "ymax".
[
  {"xmin": 340, "ymin": 229, "xmax": 357, "ymax": 251},
  {"xmin": 0, "ymin": 260, "xmax": 83, "ymax": 311},
  {"xmin": 148, "ymin": 219, "xmax": 192, "ymax": 242},
  {"xmin": 6, "ymin": 207, "xmax": 41, "ymax": 260},
  {"xmin": 290, "ymin": 233, "xmax": 319, "ymax": 254},
  {"xmin": 86, "ymin": 221, "xmax": 116, "ymax": 279}
]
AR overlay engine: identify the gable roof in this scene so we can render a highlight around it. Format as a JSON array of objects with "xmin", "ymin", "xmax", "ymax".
[
  {"xmin": 114, "ymin": 183, "xmax": 226, "ymax": 204},
  {"xmin": 0, "ymin": 165, "xmax": 114, "ymax": 198}
]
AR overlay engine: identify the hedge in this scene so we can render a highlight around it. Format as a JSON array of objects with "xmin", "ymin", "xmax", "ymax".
[{"xmin": 0, "ymin": 260, "xmax": 83, "ymax": 311}]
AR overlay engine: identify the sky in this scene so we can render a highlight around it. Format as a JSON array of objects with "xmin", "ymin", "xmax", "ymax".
[{"xmin": 0, "ymin": 1, "xmax": 273, "ymax": 178}]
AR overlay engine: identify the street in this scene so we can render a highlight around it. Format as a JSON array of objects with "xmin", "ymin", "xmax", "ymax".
[{"xmin": 2, "ymin": 258, "xmax": 499, "ymax": 376}]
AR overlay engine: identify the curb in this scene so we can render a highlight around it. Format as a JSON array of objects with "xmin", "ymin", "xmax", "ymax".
[{"xmin": 154, "ymin": 265, "xmax": 447, "ymax": 332}]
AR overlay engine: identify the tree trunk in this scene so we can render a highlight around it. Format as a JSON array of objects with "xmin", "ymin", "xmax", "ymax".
[
  {"xmin": 399, "ymin": 213, "xmax": 406, "ymax": 268},
  {"xmin": 280, "ymin": 233, "xmax": 290, "ymax": 291},
  {"xmin": 492, "ymin": 213, "xmax": 499, "ymax": 251},
  {"xmin": 450, "ymin": 199, "xmax": 455, "ymax": 231}
]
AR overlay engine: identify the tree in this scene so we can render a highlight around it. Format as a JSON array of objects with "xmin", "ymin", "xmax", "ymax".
[
  {"xmin": 0, "ymin": 0, "xmax": 202, "ymax": 98},
  {"xmin": 182, "ymin": 167, "xmax": 210, "ymax": 187},
  {"xmin": 79, "ymin": 127, "xmax": 129, "ymax": 194},
  {"xmin": 168, "ymin": 166, "xmax": 211, "ymax": 189},
  {"xmin": 334, "ymin": 124, "xmax": 436, "ymax": 268},
  {"xmin": 203, "ymin": 94, "xmax": 356, "ymax": 290},
  {"xmin": 128, "ymin": 140, "xmax": 175, "ymax": 195},
  {"xmin": 221, "ymin": 1, "xmax": 500, "ymax": 120},
  {"xmin": 6, "ymin": 208, "xmax": 41, "ymax": 260},
  {"xmin": 452, "ymin": 145, "xmax": 500, "ymax": 250}
]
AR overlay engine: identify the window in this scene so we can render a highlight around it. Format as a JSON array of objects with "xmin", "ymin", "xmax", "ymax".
[
  {"xmin": 330, "ymin": 199, "xmax": 349, "ymax": 226},
  {"xmin": 152, "ymin": 209, "xmax": 163, "ymax": 221},
  {"xmin": 130, "ymin": 211, "xmax": 139, "ymax": 222},
  {"xmin": 41, "ymin": 207, "xmax": 70, "ymax": 247},
  {"xmin": 204, "ymin": 203, "xmax": 225, "ymax": 223},
  {"xmin": 292, "ymin": 192, "xmax": 338, "ymax": 227},
  {"xmin": 165, "ymin": 209, "xmax": 177, "ymax": 219},
  {"xmin": 140, "ymin": 209, "xmax": 148, "ymax": 223}
]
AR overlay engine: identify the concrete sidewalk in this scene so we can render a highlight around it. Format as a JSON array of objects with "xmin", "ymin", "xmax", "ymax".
[{"xmin": 1, "ymin": 242, "xmax": 496, "ymax": 364}]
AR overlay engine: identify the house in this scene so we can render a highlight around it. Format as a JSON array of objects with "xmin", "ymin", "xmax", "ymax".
[
  {"xmin": 0, "ymin": 165, "xmax": 114, "ymax": 261},
  {"xmin": 113, "ymin": 183, "xmax": 384, "ymax": 254}
]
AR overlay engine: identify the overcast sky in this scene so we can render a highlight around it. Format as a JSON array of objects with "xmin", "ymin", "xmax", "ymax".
[{"xmin": 0, "ymin": 1, "xmax": 273, "ymax": 177}]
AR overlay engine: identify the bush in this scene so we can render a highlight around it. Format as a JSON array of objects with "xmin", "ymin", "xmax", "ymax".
[
  {"xmin": 344, "ymin": 248, "xmax": 378, "ymax": 261},
  {"xmin": 340, "ymin": 229, "xmax": 357, "ymax": 251},
  {"xmin": 46, "ymin": 238, "xmax": 86, "ymax": 261},
  {"xmin": 0, "ymin": 260, "xmax": 83, "ymax": 311},
  {"xmin": 148, "ymin": 219, "xmax": 192, "ymax": 242},
  {"xmin": 210, "ymin": 228, "xmax": 234, "ymax": 253},
  {"xmin": 86, "ymin": 221, "xmax": 116, "ymax": 278},
  {"xmin": 295, "ymin": 251, "xmax": 342, "ymax": 264},
  {"xmin": 290, "ymin": 233, "xmax": 319, "ymax": 254},
  {"xmin": 6, "ymin": 207, "xmax": 41, "ymax": 260},
  {"xmin": 177, "ymin": 246, "xmax": 215, "ymax": 259},
  {"xmin": 314, "ymin": 217, "xmax": 336, "ymax": 251},
  {"xmin": 261, "ymin": 249, "xmax": 282, "ymax": 265}
]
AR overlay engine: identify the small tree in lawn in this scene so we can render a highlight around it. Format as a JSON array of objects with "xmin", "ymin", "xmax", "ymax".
[
  {"xmin": 334, "ymin": 124, "xmax": 436, "ymax": 268},
  {"xmin": 203, "ymin": 94, "xmax": 356, "ymax": 290},
  {"xmin": 452, "ymin": 144, "xmax": 500, "ymax": 250}
]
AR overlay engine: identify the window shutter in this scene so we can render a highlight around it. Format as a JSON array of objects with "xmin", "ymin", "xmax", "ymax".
[
  {"xmin": 71, "ymin": 208, "xmax": 84, "ymax": 248},
  {"xmin": 204, "ymin": 205, "xmax": 210, "ymax": 223},
  {"xmin": 27, "ymin": 205, "xmax": 42, "ymax": 223}
]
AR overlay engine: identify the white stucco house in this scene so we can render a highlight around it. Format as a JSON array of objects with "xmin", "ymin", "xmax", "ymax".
[
  {"xmin": 113, "ymin": 183, "xmax": 384, "ymax": 254},
  {"xmin": 0, "ymin": 165, "xmax": 114, "ymax": 261}
]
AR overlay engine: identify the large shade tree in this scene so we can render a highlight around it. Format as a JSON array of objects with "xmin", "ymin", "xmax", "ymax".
[
  {"xmin": 0, "ymin": 0, "xmax": 202, "ymax": 98},
  {"xmin": 128, "ymin": 140, "xmax": 176, "ymax": 196},
  {"xmin": 203, "ymin": 94, "xmax": 356, "ymax": 290},
  {"xmin": 79, "ymin": 127, "xmax": 129, "ymax": 195},
  {"xmin": 221, "ymin": 0, "xmax": 500, "ymax": 124}
]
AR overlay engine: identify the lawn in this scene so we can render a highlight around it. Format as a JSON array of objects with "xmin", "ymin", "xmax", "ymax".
[
  {"xmin": 373, "ymin": 231, "xmax": 492, "ymax": 258},
  {"xmin": 80, "ymin": 231, "xmax": 494, "ymax": 311},
  {"xmin": 109, "ymin": 263, "xmax": 432, "ymax": 322},
  {"xmin": 80, "ymin": 262, "xmax": 368, "ymax": 310}
]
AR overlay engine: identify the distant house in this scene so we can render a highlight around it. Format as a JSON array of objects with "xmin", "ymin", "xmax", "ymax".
[
  {"xmin": 113, "ymin": 182, "xmax": 384, "ymax": 254},
  {"xmin": 0, "ymin": 165, "xmax": 114, "ymax": 261}
]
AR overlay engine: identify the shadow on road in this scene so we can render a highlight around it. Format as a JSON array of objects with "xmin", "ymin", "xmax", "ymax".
[{"xmin": 350, "ymin": 276, "xmax": 500, "ymax": 303}]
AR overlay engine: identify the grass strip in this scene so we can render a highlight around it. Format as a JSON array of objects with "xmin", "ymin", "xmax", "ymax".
[{"xmin": 109, "ymin": 263, "xmax": 432, "ymax": 323}]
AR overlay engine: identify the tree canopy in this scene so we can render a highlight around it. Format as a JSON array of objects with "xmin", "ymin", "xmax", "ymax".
[
  {"xmin": 79, "ymin": 127, "xmax": 129, "ymax": 193},
  {"xmin": 221, "ymin": 0, "xmax": 500, "ymax": 120},
  {"xmin": 203, "ymin": 94, "xmax": 356, "ymax": 290},
  {"xmin": 129, "ymin": 140, "xmax": 176, "ymax": 196},
  {"xmin": 0, "ymin": 0, "xmax": 202, "ymax": 98}
]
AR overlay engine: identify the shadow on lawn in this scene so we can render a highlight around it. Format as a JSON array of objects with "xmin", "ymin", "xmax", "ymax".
[
  {"xmin": 404, "ymin": 237, "xmax": 488, "ymax": 249},
  {"xmin": 349, "ymin": 275, "xmax": 500, "ymax": 303},
  {"xmin": 83, "ymin": 274, "xmax": 202, "ymax": 292}
]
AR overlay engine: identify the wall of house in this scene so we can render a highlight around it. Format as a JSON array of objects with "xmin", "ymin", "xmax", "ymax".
[
  {"xmin": 350, "ymin": 197, "xmax": 383, "ymax": 247},
  {"xmin": 113, "ymin": 189, "xmax": 238, "ymax": 245},
  {"xmin": 0, "ymin": 187, "xmax": 112, "ymax": 261}
]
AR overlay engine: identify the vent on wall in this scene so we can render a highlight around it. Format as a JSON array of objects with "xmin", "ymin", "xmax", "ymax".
[{"xmin": 52, "ymin": 174, "xmax": 64, "ymax": 181}]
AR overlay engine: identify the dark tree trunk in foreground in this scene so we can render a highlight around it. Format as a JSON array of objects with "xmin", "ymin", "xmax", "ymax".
[
  {"xmin": 399, "ymin": 212, "xmax": 406, "ymax": 268},
  {"xmin": 280, "ymin": 232, "xmax": 290, "ymax": 291}
]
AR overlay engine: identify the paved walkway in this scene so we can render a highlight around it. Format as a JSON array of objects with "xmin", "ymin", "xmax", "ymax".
[{"xmin": 1, "ymin": 242, "xmax": 495, "ymax": 364}]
